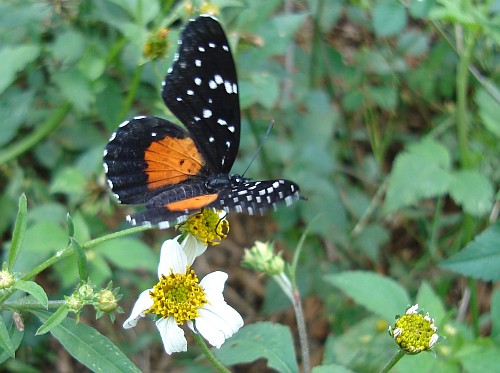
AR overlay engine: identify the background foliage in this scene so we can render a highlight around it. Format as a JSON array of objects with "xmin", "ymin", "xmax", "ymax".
[{"xmin": 1, "ymin": 0, "xmax": 499, "ymax": 371}]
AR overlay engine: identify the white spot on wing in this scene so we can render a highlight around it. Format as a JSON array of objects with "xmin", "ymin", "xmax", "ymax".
[
  {"xmin": 203, "ymin": 109, "xmax": 212, "ymax": 118},
  {"xmin": 228, "ymin": 125, "xmax": 235, "ymax": 133},
  {"xmin": 214, "ymin": 74, "xmax": 223, "ymax": 84},
  {"xmin": 194, "ymin": 77, "xmax": 202, "ymax": 85},
  {"xmin": 195, "ymin": 59, "xmax": 201, "ymax": 67}
]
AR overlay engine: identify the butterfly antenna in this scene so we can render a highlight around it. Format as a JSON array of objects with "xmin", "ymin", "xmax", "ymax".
[{"xmin": 241, "ymin": 120, "xmax": 275, "ymax": 177}]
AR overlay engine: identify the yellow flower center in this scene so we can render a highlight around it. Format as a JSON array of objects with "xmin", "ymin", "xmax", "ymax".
[
  {"xmin": 179, "ymin": 209, "xmax": 229, "ymax": 246},
  {"xmin": 392, "ymin": 312, "xmax": 437, "ymax": 354},
  {"xmin": 147, "ymin": 268, "xmax": 207, "ymax": 325}
]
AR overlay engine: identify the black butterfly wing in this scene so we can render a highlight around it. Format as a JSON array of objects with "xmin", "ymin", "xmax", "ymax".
[
  {"xmin": 103, "ymin": 116, "xmax": 208, "ymax": 205},
  {"xmin": 162, "ymin": 15, "xmax": 240, "ymax": 174},
  {"xmin": 209, "ymin": 179, "xmax": 304, "ymax": 215}
]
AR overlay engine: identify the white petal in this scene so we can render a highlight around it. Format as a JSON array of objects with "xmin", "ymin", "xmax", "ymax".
[
  {"xmin": 123, "ymin": 289, "xmax": 153, "ymax": 329},
  {"xmin": 181, "ymin": 234, "xmax": 207, "ymax": 265},
  {"xmin": 200, "ymin": 271, "xmax": 227, "ymax": 304},
  {"xmin": 192, "ymin": 304, "xmax": 244, "ymax": 348},
  {"xmin": 156, "ymin": 316, "xmax": 187, "ymax": 354},
  {"xmin": 158, "ymin": 238, "xmax": 188, "ymax": 277}
]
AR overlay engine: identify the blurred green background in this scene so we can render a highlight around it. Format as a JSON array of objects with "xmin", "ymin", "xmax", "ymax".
[{"xmin": 1, "ymin": 0, "xmax": 500, "ymax": 371}]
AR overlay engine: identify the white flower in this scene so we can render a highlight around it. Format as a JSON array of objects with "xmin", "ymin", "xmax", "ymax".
[{"xmin": 123, "ymin": 236, "xmax": 243, "ymax": 354}]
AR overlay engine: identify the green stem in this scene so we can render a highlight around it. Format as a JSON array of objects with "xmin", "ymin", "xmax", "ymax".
[
  {"xmin": 0, "ymin": 225, "xmax": 151, "ymax": 306},
  {"xmin": 192, "ymin": 328, "xmax": 231, "ymax": 373},
  {"xmin": 0, "ymin": 102, "xmax": 71, "ymax": 165},
  {"xmin": 2, "ymin": 300, "xmax": 66, "ymax": 311},
  {"xmin": 292, "ymin": 288, "xmax": 310, "ymax": 373},
  {"xmin": 379, "ymin": 349, "xmax": 405, "ymax": 373},
  {"xmin": 21, "ymin": 225, "xmax": 151, "ymax": 281}
]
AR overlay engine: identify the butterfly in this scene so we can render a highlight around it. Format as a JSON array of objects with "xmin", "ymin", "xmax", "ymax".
[{"xmin": 103, "ymin": 15, "xmax": 305, "ymax": 229}]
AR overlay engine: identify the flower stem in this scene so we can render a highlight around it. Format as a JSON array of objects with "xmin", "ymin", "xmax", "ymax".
[
  {"xmin": 2, "ymin": 300, "xmax": 66, "ymax": 311},
  {"xmin": 292, "ymin": 288, "xmax": 310, "ymax": 373},
  {"xmin": 273, "ymin": 273, "xmax": 310, "ymax": 372},
  {"xmin": 20, "ymin": 225, "xmax": 151, "ymax": 283},
  {"xmin": 379, "ymin": 349, "xmax": 405, "ymax": 373},
  {"xmin": 192, "ymin": 329, "xmax": 231, "ymax": 373}
]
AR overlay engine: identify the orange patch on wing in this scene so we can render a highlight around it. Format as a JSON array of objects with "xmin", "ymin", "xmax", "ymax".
[
  {"xmin": 145, "ymin": 137, "xmax": 203, "ymax": 189},
  {"xmin": 166, "ymin": 194, "xmax": 218, "ymax": 211}
]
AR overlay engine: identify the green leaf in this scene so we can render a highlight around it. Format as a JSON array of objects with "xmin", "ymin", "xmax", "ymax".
[
  {"xmin": 449, "ymin": 170, "xmax": 493, "ymax": 216},
  {"xmin": 14, "ymin": 280, "xmax": 48, "ymax": 309},
  {"xmin": 8, "ymin": 194, "xmax": 27, "ymax": 270},
  {"xmin": 50, "ymin": 167, "xmax": 88, "ymax": 206},
  {"xmin": 51, "ymin": 29, "xmax": 86, "ymax": 64},
  {"xmin": 324, "ymin": 270, "xmax": 410, "ymax": 322},
  {"xmin": 373, "ymin": 0, "xmax": 407, "ymax": 37},
  {"xmin": 0, "ymin": 315, "xmax": 15, "ymax": 359},
  {"xmin": 94, "ymin": 238, "xmax": 157, "ymax": 273},
  {"xmin": 455, "ymin": 341, "xmax": 500, "ymax": 372},
  {"xmin": 440, "ymin": 222, "xmax": 500, "ymax": 281},
  {"xmin": 475, "ymin": 87, "xmax": 500, "ymax": 138},
  {"xmin": 409, "ymin": 0, "xmax": 436, "ymax": 18},
  {"xmin": 35, "ymin": 305, "xmax": 69, "ymax": 335},
  {"xmin": 215, "ymin": 322, "xmax": 298, "ymax": 373},
  {"xmin": 0, "ymin": 321, "xmax": 24, "ymax": 364},
  {"xmin": 416, "ymin": 281, "xmax": 446, "ymax": 324},
  {"xmin": 366, "ymin": 85, "xmax": 397, "ymax": 110},
  {"xmin": 52, "ymin": 70, "xmax": 93, "ymax": 113},
  {"xmin": 385, "ymin": 139, "xmax": 451, "ymax": 213},
  {"xmin": 397, "ymin": 30, "xmax": 429, "ymax": 56},
  {"xmin": 32, "ymin": 310, "xmax": 141, "ymax": 373},
  {"xmin": 0, "ymin": 44, "xmax": 40, "ymax": 94},
  {"xmin": 70, "ymin": 237, "xmax": 88, "ymax": 281},
  {"xmin": 14, "ymin": 221, "xmax": 67, "ymax": 273}
]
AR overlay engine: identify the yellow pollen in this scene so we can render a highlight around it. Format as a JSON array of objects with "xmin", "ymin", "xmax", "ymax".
[
  {"xmin": 146, "ymin": 268, "xmax": 207, "ymax": 325},
  {"xmin": 179, "ymin": 209, "xmax": 229, "ymax": 246},
  {"xmin": 392, "ymin": 312, "xmax": 437, "ymax": 354}
]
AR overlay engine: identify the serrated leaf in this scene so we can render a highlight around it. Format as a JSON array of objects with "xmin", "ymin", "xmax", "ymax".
[
  {"xmin": 449, "ymin": 170, "xmax": 493, "ymax": 216},
  {"xmin": 0, "ymin": 315, "xmax": 15, "ymax": 359},
  {"xmin": 8, "ymin": 194, "xmax": 27, "ymax": 270},
  {"xmin": 32, "ymin": 310, "xmax": 141, "ymax": 373},
  {"xmin": 0, "ymin": 44, "xmax": 40, "ymax": 94},
  {"xmin": 35, "ymin": 305, "xmax": 69, "ymax": 335},
  {"xmin": 440, "ymin": 222, "xmax": 500, "ymax": 281},
  {"xmin": 373, "ymin": 1, "xmax": 407, "ymax": 37},
  {"xmin": 14, "ymin": 280, "xmax": 48, "ymax": 309},
  {"xmin": 324, "ymin": 270, "xmax": 410, "ymax": 322},
  {"xmin": 215, "ymin": 322, "xmax": 298, "ymax": 373},
  {"xmin": 385, "ymin": 139, "xmax": 451, "ymax": 213}
]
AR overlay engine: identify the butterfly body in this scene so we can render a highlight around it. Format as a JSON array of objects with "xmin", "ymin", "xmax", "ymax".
[{"xmin": 103, "ymin": 15, "xmax": 304, "ymax": 229}]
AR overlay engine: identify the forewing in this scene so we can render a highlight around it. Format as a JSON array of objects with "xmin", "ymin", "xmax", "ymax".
[
  {"xmin": 103, "ymin": 116, "xmax": 206, "ymax": 204},
  {"xmin": 163, "ymin": 15, "xmax": 240, "ymax": 174}
]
